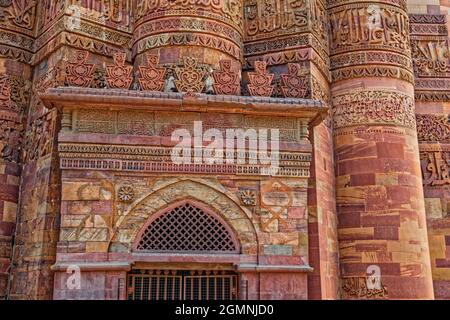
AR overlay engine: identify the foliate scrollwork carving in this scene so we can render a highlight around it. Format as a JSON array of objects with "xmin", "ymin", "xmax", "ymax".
[
  {"xmin": 174, "ymin": 57, "xmax": 207, "ymax": 94},
  {"xmin": 247, "ymin": 61, "xmax": 274, "ymax": 97},
  {"xmin": 106, "ymin": 53, "xmax": 133, "ymax": 90},
  {"xmin": 22, "ymin": 111, "xmax": 57, "ymax": 163},
  {"xmin": 0, "ymin": 74, "xmax": 30, "ymax": 114},
  {"xmin": 0, "ymin": 75, "xmax": 13, "ymax": 110},
  {"xmin": 0, "ymin": 118, "xmax": 23, "ymax": 163},
  {"xmin": 138, "ymin": 54, "xmax": 166, "ymax": 92},
  {"xmin": 416, "ymin": 114, "xmax": 450, "ymax": 143},
  {"xmin": 332, "ymin": 90, "xmax": 415, "ymax": 129},
  {"xmin": 212, "ymin": 60, "xmax": 240, "ymax": 95},
  {"xmin": 65, "ymin": 50, "xmax": 95, "ymax": 88}
]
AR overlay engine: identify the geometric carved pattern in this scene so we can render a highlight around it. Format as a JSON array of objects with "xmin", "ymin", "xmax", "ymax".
[
  {"xmin": 106, "ymin": 53, "xmax": 133, "ymax": 89},
  {"xmin": 212, "ymin": 60, "xmax": 240, "ymax": 95},
  {"xmin": 280, "ymin": 63, "xmax": 309, "ymax": 98},
  {"xmin": 136, "ymin": 202, "xmax": 238, "ymax": 253},
  {"xmin": 138, "ymin": 54, "xmax": 166, "ymax": 91},
  {"xmin": 175, "ymin": 57, "xmax": 206, "ymax": 93},
  {"xmin": 247, "ymin": 61, "xmax": 274, "ymax": 97},
  {"xmin": 65, "ymin": 50, "xmax": 95, "ymax": 88}
]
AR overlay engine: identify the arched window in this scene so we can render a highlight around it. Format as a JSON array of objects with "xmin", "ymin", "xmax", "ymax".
[{"xmin": 135, "ymin": 202, "xmax": 239, "ymax": 253}]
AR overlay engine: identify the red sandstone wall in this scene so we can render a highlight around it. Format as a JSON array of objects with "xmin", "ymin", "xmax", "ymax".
[
  {"xmin": 9, "ymin": 48, "xmax": 62, "ymax": 299},
  {"xmin": 0, "ymin": 54, "xmax": 31, "ymax": 300},
  {"xmin": 330, "ymin": 0, "xmax": 434, "ymax": 299},
  {"xmin": 308, "ymin": 122, "xmax": 339, "ymax": 299},
  {"xmin": 409, "ymin": 0, "xmax": 450, "ymax": 300}
]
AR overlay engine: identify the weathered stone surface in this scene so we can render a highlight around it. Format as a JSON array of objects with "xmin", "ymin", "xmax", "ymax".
[{"xmin": 1, "ymin": 0, "xmax": 449, "ymax": 302}]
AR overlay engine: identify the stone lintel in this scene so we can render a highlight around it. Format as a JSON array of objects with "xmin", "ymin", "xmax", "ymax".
[
  {"xmin": 40, "ymin": 87, "xmax": 327, "ymax": 124},
  {"xmin": 51, "ymin": 262, "xmax": 131, "ymax": 272},
  {"xmin": 236, "ymin": 264, "xmax": 313, "ymax": 273}
]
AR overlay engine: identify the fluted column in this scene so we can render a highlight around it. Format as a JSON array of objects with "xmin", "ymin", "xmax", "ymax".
[{"xmin": 329, "ymin": 0, "xmax": 434, "ymax": 299}]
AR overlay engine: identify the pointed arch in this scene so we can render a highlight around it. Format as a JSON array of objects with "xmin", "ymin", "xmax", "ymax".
[{"xmin": 108, "ymin": 179, "xmax": 258, "ymax": 255}]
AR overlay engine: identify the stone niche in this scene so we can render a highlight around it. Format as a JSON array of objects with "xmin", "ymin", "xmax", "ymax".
[{"xmin": 41, "ymin": 87, "xmax": 327, "ymax": 300}]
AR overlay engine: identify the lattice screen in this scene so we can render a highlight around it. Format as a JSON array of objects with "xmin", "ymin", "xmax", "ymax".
[{"xmin": 136, "ymin": 202, "xmax": 238, "ymax": 253}]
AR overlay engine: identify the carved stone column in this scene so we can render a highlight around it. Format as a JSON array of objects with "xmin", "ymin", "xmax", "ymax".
[
  {"xmin": 329, "ymin": 0, "xmax": 434, "ymax": 299},
  {"xmin": 0, "ymin": 0, "xmax": 35, "ymax": 299},
  {"xmin": 133, "ymin": 0, "xmax": 244, "ymax": 92}
]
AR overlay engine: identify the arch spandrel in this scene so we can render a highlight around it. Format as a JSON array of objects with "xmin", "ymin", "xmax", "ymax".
[{"xmin": 108, "ymin": 179, "xmax": 258, "ymax": 255}]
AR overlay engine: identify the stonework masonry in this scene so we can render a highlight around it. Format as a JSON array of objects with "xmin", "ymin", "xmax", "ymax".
[{"xmin": 0, "ymin": 0, "xmax": 449, "ymax": 300}]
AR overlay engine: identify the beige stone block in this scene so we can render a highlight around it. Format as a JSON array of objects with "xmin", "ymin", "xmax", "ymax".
[
  {"xmin": 269, "ymin": 232, "xmax": 299, "ymax": 246},
  {"xmin": 100, "ymin": 188, "xmax": 112, "ymax": 200},
  {"xmin": 94, "ymin": 215, "xmax": 108, "ymax": 228},
  {"xmin": 177, "ymin": 181, "xmax": 220, "ymax": 203},
  {"xmin": 67, "ymin": 201, "xmax": 92, "ymax": 215},
  {"xmin": 338, "ymin": 227, "xmax": 374, "ymax": 239},
  {"xmin": 424, "ymin": 198, "xmax": 443, "ymax": 219},
  {"xmin": 60, "ymin": 228, "xmax": 78, "ymax": 241},
  {"xmin": 86, "ymin": 242, "xmax": 109, "ymax": 253},
  {"xmin": 3, "ymin": 201, "xmax": 17, "ymax": 222},
  {"xmin": 137, "ymin": 196, "xmax": 168, "ymax": 214},
  {"xmin": 232, "ymin": 218, "xmax": 252, "ymax": 233},
  {"xmin": 375, "ymin": 173, "xmax": 398, "ymax": 186},
  {"xmin": 291, "ymin": 191, "xmax": 307, "ymax": 207},
  {"xmin": 61, "ymin": 215, "xmax": 86, "ymax": 228},
  {"xmin": 282, "ymin": 178, "xmax": 308, "ymax": 189},
  {"xmin": 428, "ymin": 235, "xmax": 446, "ymax": 259},
  {"xmin": 211, "ymin": 197, "xmax": 242, "ymax": 220},
  {"xmin": 78, "ymin": 228, "xmax": 108, "ymax": 242},
  {"xmin": 336, "ymin": 187, "xmax": 367, "ymax": 204},
  {"xmin": 62, "ymin": 182, "xmax": 100, "ymax": 201},
  {"xmin": 0, "ymin": 164, "xmax": 5, "ymax": 174},
  {"xmin": 361, "ymin": 251, "xmax": 380, "ymax": 263},
  {"xmin": 298, "ymin": 233, "xmax": 308, "ymax": 247},
  {"xmin": 387, "ymin": 240, "xmax": 423, "ymax": 254},
  {"xmin": 116, "ymin": 229, "xmax": 134, "ymax": 243},
  {"xmin": 336, "ymin": 175, "xmax": 351, "ymax": 189},
  {"xmin": 392, "ymin": 252, "xmax": 420, "ymax": 264},
  {"xmin": 431, "ymin": 268, "xmax": 450, "ymax": 281},
  {"xmin": 6, "ymin": 175, "xmax": 20, "ymax": 186},
  {"xmin": 260, "ymin": 218, "xmax": 278, "ymax": 233},
  {"xmin": 399, "ymin": 221, "xmax": 427, "ymax": 242},
  {"xmin": 261, "ymin": 191, "xmax": 291, "ymax": 207}
]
